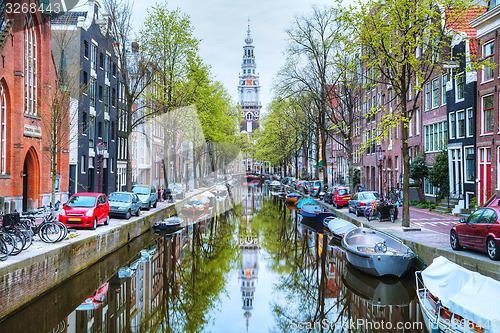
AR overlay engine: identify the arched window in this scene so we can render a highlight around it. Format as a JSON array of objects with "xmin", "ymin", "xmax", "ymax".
[
  {"xmin": 24, "ymin": 14, "xmax": 37, "ymax": 115},
  {"xmin": 0, "ymin": 84, "xmax": 5, "ymax": 174},
  {"xmin": 246, "ymin": 113, "xmax": 253, "ymax": 120}
]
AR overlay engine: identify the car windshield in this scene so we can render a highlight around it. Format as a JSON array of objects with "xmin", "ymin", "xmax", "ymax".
[
  {"xmin": 362, "ymin": 192, "xmax": 380, "ymax": 200},
  {"xmin": 108, "ymin": 193, "xmax": 131, "ymax": 203},
  {"xmin": 338, "ymin": 188, "xmax": 350, "ymax": 195},
  {"xmin": 170, "ymin": 184, "xmax": 183, "ymax": 191},
  {"xmin": 66, "ymin": 196, "xmax": 97, "ymax": 208},
  {"xmin": 133, "ymin": 187, "xmax": 149, "ymax": 195}
]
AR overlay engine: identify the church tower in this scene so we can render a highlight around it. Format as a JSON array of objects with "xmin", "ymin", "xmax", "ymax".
[{"xmin": 238, "ymin": 20, "xmax": 261, "ymax": 133}]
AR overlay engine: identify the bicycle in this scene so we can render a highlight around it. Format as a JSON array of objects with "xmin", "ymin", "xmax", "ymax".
[
  {"xmin": 364, "ymin": 201, "xmax": 380, "ymax": 221},
  {"xmin": 21, "ymin": 205, "xmax": 68, "ymax": 243}
]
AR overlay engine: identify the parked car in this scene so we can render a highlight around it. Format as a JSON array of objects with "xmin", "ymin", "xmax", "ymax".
[
  {"xmin": 347, "ymin": 191, "xmax": 381, "ymax": 216},
  {"xmin": 59, "ymin": 193, "xmax": 109, "ymax": 229},
  {"xmin": 303, "ymin": 181, "xmax": 314, "ymax": 194},
  {"xmin": 310, "ymin": 180, "xmax": 324, "ymax": 197},
  {"xmin": 330, "ymin": 187, "xmax": 351, "ymax": 208},
  {"xmin": 295, "ymin": 180, "xmax": 307, "ymax": 191},
  {"xmin": 108, "ymin": 192, "xmax": 141, "ymax": 219},
  {"xmin": 450, "ymin": 207, "xmax": 500, "ymax": 260},
  {"xmin": 132, "ymin": 184, "xmax": 157, "ymax": 210},
  {"xmin": 169, "ymin": 183, "xmax": 185, "ymax": 200}
]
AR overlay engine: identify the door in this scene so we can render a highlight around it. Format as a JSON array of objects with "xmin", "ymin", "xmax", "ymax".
[
  {"xmin": 474, "ymin": 208, "xmax": 497, "ymax": 251},
  {"xmin": 478, "ymin": 148, "xmax": 491, "ymax": 206},
  {"xmin": 459, "ymin": 209, "xmax": 484, "ymax": 247}
]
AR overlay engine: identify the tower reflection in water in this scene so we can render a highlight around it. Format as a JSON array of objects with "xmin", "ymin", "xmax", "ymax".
[{"xmin": 36, "ymin": 183, "xmax": 423, "ymax": 333}]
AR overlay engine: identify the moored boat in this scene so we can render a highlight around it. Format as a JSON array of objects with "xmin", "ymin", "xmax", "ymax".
[
  {"xmin": 341, "ymin": 227, "xmax": 414, "ymax": 277},
  {"xmin": 299, "ymin": 204, "xmax": 336, "ymax": 224},
  {"xmin": 153, "ymin": 216, "xmax": 183, "ymax": 231},
  {"xmin": 285, "ymin": 192, "xmax": 302, "ymax": 203},
  {"xmin": 323, "ymin": 216, "xmax": 357, "ymax": 242},
  {"xmin": 416, "ymin": 256, "xmax": 500, "ymax": 333},
  {"xmin": 182, "ymin": 199, "xmax": 205, "ymax": 213},
  {"xmin": 296, "ymin": 198, "xmax": 316, "ymax": 209}
]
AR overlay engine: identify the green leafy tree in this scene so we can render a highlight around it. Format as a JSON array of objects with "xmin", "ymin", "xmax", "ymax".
[
  {"xmin": 429, "ymin": 150, "xmax": 449, "ymax": 201},
  {"xmin": 350, "ymin": 0, "xmax": 476, "ymax": 226},
  {"xmin": 410, "ymin": 155, "xmax": 429, "ymax": 203}
]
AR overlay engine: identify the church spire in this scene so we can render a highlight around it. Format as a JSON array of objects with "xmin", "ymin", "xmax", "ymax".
[{"xmin": 245, "ymin": 18, "xmax": 253, "ymax": 44}]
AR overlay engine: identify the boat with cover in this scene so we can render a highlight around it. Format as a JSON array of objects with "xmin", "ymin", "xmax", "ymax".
[
  {"xmin": 416, "ymin": 256, "xmax": 500, "ymax": 333},
  {"xmin": 299, "ymin": 204, "xmax": 336, "ymax": 224},
  {"xmin": 153, "ymin": 216, "xmax": 183, "ymax": 231},
  {"xmin": 323, "ymin": 216, "xmax": 357, "ymax": 242},
  {"xmin": 341, "ymin": 227, "xmax": 414, "ymax": 277},
  {"xmin": 296, "ymin": 198, "xmax": 316, "ymax": 209}
]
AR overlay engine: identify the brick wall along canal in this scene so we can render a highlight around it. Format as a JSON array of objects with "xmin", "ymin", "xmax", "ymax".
[{"xmin": 0, "ymin": 184, "xmax": 424, "ymax": 333}]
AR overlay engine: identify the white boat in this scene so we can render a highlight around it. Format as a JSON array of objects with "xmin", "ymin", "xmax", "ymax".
[
  {"xmin": 341, "ymin": 227, "xmax": 414, "ymax": 277},
  {"xmin": 153, "ymin": 216, "xmax": 182, "ymax": 231},
  {"xmin": 323, "ymin": 216, "xmax": 357, "ymax": 241},
  {"xmin": 416, "ymin": 256, "xmax": 500, "ymax": 333}
]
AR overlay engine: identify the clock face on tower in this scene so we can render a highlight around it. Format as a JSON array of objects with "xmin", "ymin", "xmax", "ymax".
[{"xmin": 246, "ymin": 78, "xmax": 252, "ymax": 85}]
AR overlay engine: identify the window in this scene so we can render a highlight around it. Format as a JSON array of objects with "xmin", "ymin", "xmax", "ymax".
[
  {"xmin": 104, "ymin": 86, "xmax": 109, "ymax": 112},
  {"xmin": 442, "ymin": 74, "xmax": 447, "ymax": 105},
  {"xmin": 104, "ymin": 120, "xmax": 109, "ymax": 146},
  {"xmin": 415, "ymin": 109, "xmax": 420, "ymax": 135},
  {"xmin": 457, "ymin": 110, "xmax": 465, "ymax": 138},
  {"xmin": 112, "ymin": 88, "xmax": 116, "ymax": 107},
  {"xmin": 467, "ymin": 108, "xmax": 474, "ymax": 137},
  {"xmin": 0, "ymin": 85, "xmax": 5, "ymax": 174},
  {"xmin": 84, "ymin": 40, "xmax": 89, "ymax": 58},
  {"xmin": 99, "ymin": 52, "xmax": 104, "ymax": 69},
  {"xmin": 483, "ymin": 40, "xmax": 494, "ymax": 81},
  {"xmin": 246, "ymin": 113, "xmax": 253, "ymax": 120},
  {"xmin": 424, "ymin": 177, "xmax": 439, "ymax": 196},
  {"xmin": 83, "ymin": 71, "xmax": 88, "ymax": 91},
  {"xmin": 98, "ymin": 85, "xmax": 103, "ymax": 101},
  {"xmin": 456, "ymin": 73, "xmax": 465, "ymax": 101},
  {"xmin": 424, "ymin": 121, "xmax": 447, "ymax": 152},
  {"xmin": 409, "ymin": 116, "xmax": 413, "ymax": 137},
  {"xmin": 89, "ymin": 117, "xmax": 95, "ymax": 148},
  {"xmin": 388, "ymin": 89, "xmax": 392, "ymax": 111},
  {"xmin": 90, "ymin": 79, "xmax": 96, "ymax": 107},
  {"xmin": 483, "ymin": 95, "xmax": 494, "ymax": 134},
  {"xmin": 91, "ymin": 43, "xmax": 97, "ymax": 71},
  {"xmin": 105, "ymin": 55, "xmax": 110, "ymax": 80},
  {"xmin": 449, "ymin": 112, "xmax": 456, "ymax": 139},
  {"xmin": 81, "ymin": 155, "xmax": 86, "ymax": 174},
  {"xmin": 425, "ymin": 82, "xmax": 430, "ymax": 110},
  {"xmin": 432, "ymin": 78, "xmax": 439, "ymax": 108},
  {"xmin": 113, "ymin": 63, "xmax": 117, "ymax": 77},
  {"xmin": 465, "ymin": 147, "xmax": 474, "ymax": 182},
  {"xmin": 25, "ymin": 15, "xmax": 37, "ymax": 115}
]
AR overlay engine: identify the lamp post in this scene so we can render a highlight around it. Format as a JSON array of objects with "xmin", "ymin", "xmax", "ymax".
[
  {"xmin": 96, "ymin": 141, "xmax": 105, "ymax": 193},
  {"xmin": 330, "ymin": 156, "xmax": 335, "ymax": 187},
  {"xmin": 377, "ymin": 145, "xmax": 384, "ymax": 196}
]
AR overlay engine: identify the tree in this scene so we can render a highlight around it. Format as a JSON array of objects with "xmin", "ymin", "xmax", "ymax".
[
  {"xmin": 278, "ymin": 6, "xmax": 345, "ymax": 184},
  {"xmin": 409, "ymin": 155, "xmax": 429, "ymax": 203},
  {"xmin": 102, "ymin": 0, "xmax": 157, "ymax": 191},
  {"xmin": 429, "ymin": 150, "xmax": 449, "ymax": 201},
  {"xmin": 351, "ymin": 0, "xmax": 475, "ymax": 226}
]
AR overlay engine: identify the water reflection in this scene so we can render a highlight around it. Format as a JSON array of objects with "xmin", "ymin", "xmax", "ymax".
[{"xmin": 0, "ymin": 183, "xmax": 423, "ymax": 332}]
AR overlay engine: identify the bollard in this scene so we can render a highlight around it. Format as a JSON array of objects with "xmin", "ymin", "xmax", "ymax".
[
  {"xmin": 0, "ymin": 197, "xmax": 4, "ymax": 213},
  {"xmin": 28, "ymin": 198, "xmax": 33, "ymax": 211},
  {"xmin": 10, "ymin": 201, "xmax": 15, "ymax": 214},
  {"xmin": 4, "ymin": 202, "xmax": 9, "ymax": 214}
]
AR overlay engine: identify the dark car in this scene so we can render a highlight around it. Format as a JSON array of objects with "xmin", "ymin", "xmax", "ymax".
[
  {"xmin": 310, "ymin": 180, "xmax": 324, "ymax": 197},
  {"xmin": 132, "ymin": 184, "xmax": 157, "ymax": 210},
  {"xmin": 450, "ymin": 207, "xmax": 500, "ymax": 260},
  {"xmin": 348, "ymin": 191, "xmax": 381, "ymax": 216},
  {"xmin": 108, "ymin": 192, "xmax": 141, "ymax": 219},
  {"xmin": 59, "ymin": 193, "xmax": 109, "ymax": 229}
]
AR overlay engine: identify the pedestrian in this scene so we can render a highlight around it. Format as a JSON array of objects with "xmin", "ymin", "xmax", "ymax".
[
  {"xmin": 359, "ymin": 184, "xmax": 364, "ymax": 192},
  {"xmin": 157, "ymin": 188, "xmax": 162, "ymax": 202},
  {"xmin": 162, "ymin": 188, "xmax": 167, "ymax": 201}
]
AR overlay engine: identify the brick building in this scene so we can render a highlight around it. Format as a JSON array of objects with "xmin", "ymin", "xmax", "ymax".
[{"xmin": 0, "ymin": 0, "xmax": 69, "ymax": 211}]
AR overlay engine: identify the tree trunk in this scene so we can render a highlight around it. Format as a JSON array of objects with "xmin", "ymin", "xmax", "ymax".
[
  {"xmin": 415, "ymin": 179, "xmax": 426, "ymax": 203},
  {"xmin": 401, "ymin": 116, "xmax": 410, "ymax": 227}
]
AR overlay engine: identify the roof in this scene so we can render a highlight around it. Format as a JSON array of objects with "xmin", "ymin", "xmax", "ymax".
[
  {"xmin": 446, "ymin": 7, "xmax": 486, "ymax": 57},
  {"xmin": 51, "ymin": 11, "xmax": 87, "ymax": 25}
]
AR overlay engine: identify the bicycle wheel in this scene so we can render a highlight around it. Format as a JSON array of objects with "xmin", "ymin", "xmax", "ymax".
[
  {"xmin": 0, "ymin": 232, "xmax": 14, "ymax": 256},
  {"xmin": 19, "ymin": 227, "xmax": 33, "ymax": 250},
  {"xmin": 6, "ymin": 229, "xmax": 25, "ymax": 255},
  {"xmin": 364, "ymin": 207, "xmax": 373, "ymax": 221},
  {"xmin": 40, "ymin": 223, "xmax": 65, "ymax": 243}
]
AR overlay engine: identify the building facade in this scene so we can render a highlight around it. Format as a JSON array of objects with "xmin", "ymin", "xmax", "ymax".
[
  {"xmin": 0, "ymin": 0, "xmax": 69, "ymax": 211},
  {"xmin": 51, "ymin": 0, "xmax": 119, "ymax": 195}
]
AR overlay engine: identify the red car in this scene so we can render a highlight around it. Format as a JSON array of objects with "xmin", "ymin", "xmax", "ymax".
[
  {"xmin": 450, "ymin": 207, "xmax": 500, "ymax": 260},
  {"xmin": 59, "ymin": 193, "xmax": 110, "ymax": 229},
  {"xmin": 330, "ymin": 186, "xmax": 351, "ymax": 208}
]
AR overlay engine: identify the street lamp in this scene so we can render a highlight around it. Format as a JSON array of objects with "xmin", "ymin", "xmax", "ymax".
[
  {"xmin": 377, "ymin": 145, "xmax": 384, "ymax": 196},
  {"xmin": 330, "ymin": 155, "xmax": 335, "ymax": 187},
  {"xmin": 96, "ymin": 141, "xmax": 105, "ymax": 193}
]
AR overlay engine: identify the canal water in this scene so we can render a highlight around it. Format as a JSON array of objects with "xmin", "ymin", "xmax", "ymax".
[{"xmin": 0, "ymin": 184, "xmax": 423, "ymax": 333}]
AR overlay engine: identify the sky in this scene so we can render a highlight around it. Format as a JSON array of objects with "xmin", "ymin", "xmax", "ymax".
[{"xmin": 129, "ymin": 0, "xmax": 338, "ymax": 115}]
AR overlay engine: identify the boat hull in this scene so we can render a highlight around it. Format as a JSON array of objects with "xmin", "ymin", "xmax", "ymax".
[{"xmin": 342, "ymin": 227, "xmax": 413, "ymax": 277}]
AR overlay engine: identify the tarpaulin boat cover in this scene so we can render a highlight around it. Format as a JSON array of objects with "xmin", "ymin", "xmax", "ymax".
[
  {"xmin": 296, "ymin": 198, "xmax": 316, "ymax": 209},
  {"xmin": 421, "ymin": 256, "xmax": 500, "ymax": 330}
]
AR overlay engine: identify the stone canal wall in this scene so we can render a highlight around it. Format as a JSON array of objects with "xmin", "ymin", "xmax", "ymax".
[{"xmin": 0, "ymin": 197, "xmax": 181, "ymax": 320}]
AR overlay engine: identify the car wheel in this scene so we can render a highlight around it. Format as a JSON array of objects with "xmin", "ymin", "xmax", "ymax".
[
  {"xmin": 147, "ymin": 201, "xmax": 152, "ymax": 210},
  {"xmin": 377, "ymin": 211, "xmax": 383, "ymax": 222},
  {"xmin": 487, "ymin": 237, "xmax": 500, "ymax": 260},
  {"xmin": 153, "ymin": 200, "xmax": 157, "ymax": 208},
  {"xmin": 450, "ymin": 230, "xmax": 463, "ymax": 250},
  {"xmin": 91, "ymin": 217, "xmax": 97, "ymax": 230},
  {"xmin": 136, "ymin": 208, "xmax": 140, "ymax": 216},
  {"xmin": 104, "ymin": 214, "xmax": 109, "ymax": 225},
  {"xmin": 125, "ymin": 210, "xmax": 131, "ymax": 220},
  {"xmin": 355, "ymin": 207, "xmax": 361, "ymax": 216}
]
